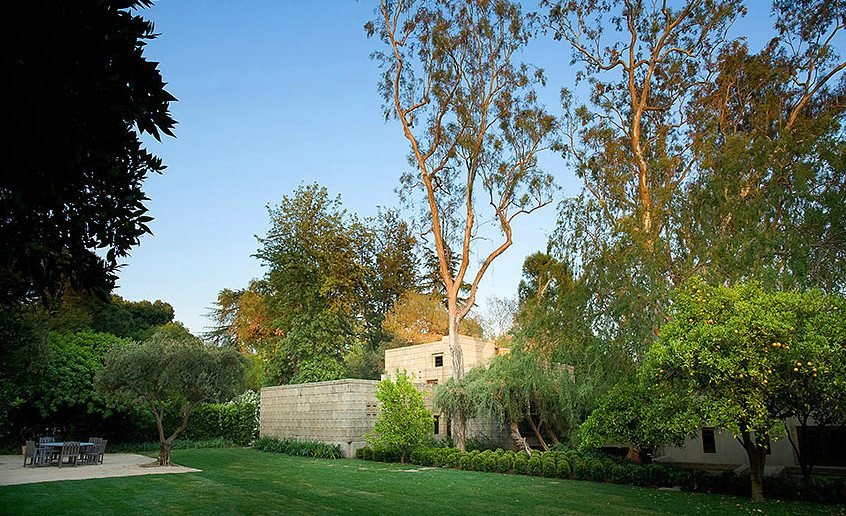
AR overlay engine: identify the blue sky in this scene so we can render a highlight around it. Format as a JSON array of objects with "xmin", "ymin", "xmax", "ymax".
[{"xmin": 118, "ymin": 1, "xmax": 775, "ymax": 334}]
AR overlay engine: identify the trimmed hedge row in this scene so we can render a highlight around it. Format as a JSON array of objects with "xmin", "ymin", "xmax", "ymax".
[
  {"xmin": 183, "ymin": 402, "xmax": 258, "ymax": 446},
  {"xmin": 253, "ymin": 436, "xmax": 343, "ymax": 459},
  {"xmin": 354, "ymin": 446, "xmax": 846, "ymax": 504}
]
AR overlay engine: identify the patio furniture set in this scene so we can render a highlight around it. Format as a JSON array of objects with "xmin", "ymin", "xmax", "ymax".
[{"xmin": 22, "ymin": 436, "xmax": 108, "ymax": 467}]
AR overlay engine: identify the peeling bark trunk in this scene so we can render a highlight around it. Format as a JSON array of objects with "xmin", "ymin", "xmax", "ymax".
[
  {"xmin": 447, "ymin": 304, "xmax": 466, "ymax": 451},
  {"xmin": 509, "ymin": 420, "xmax": 532, "ymax": 455}
]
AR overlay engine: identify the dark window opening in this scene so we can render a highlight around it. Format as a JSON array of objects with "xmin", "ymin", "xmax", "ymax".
[
  {"xmin": 702, "ymin": 427, "xmax": 716, "ymax": 454},
  {"xmin": 434, "ymin": 355, "xmax": 443, "ymax": 367},
  {"xmin": 434, "ymin": 415, "xmax": 440, "ymax": 435},
  {"xmin": 426, "ymin": 379, "xmax": 438, "ymax": 385},
  {"xmin": 447, "ymin": 418, "xmax": 452, "ymax": 437}
]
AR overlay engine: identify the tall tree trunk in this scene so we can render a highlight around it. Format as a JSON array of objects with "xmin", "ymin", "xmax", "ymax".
[
  {"xmin": 741, "ymin": 431, "xmax": 767, "ymax": 503},
  {"xmin": 447, "ymin": 302, "xmax": 466, "ymax": 451},
  {"xmin": 509, "ymin": 420, "xmax": 532, "ymax": 455}
]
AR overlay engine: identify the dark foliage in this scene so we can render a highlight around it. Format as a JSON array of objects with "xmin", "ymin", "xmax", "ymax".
[{"xmin": 1, "ymin": 0, "xmax": 176, "ymax": 304}]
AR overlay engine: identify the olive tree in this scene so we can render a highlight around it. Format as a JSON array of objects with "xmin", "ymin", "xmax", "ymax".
[{"xmin": 96, "ymin": 332, "xmax": 244, "ymax": 465}]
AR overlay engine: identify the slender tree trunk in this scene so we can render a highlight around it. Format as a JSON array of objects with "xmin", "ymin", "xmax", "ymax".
[
  {"xmin": 742, "ymin": 431, "xmax": 767, "ymax": 503},
  {"xmin": 447, "ymin": 302, "xmax": 466, "ymax": 451},
  {"xmin": 158, "ymin": 440, "xmax": 173, "ymax": 466},
  {"xmin": 509, "ymin": 420, "xmax": 532, "ymax": 455},
  {"xmin": 154, "ymin": 412, "xmax": 172, "ymax": 466},
  {"xmin": 527, "ymin": 417, "xmax": 549, "ymax": 451},
  {"xmin": 785, "ymin": 421, "xmax": 813, "ymax": 478}
]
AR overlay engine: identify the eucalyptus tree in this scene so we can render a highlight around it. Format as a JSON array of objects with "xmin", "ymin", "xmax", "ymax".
[
  {"xmin": 545, "ymin": 0, "xmax": 744, "ymax": 358},
  {"xmin": 367, "ymin": 0, "xmax": 556, "ymax": 449},
  {"xmin": 686, "ymin": 0, "xmax": 846, "ymax": 292}
]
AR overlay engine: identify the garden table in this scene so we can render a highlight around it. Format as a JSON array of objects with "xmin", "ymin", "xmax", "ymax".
[{"xmin": 40, "ymin": 442, "xmax": 96, "ymax": 466}]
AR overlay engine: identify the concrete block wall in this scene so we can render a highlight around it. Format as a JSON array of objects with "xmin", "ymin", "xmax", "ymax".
[{"xmin": 260, "ymin": 379, "xmax": 380, "ymax": 458}]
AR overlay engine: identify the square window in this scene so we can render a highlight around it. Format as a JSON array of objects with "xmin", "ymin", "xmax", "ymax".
[
  {"xmin": 434, "ymin": 355, "xmax": 443, "ymax": 367},
  {"xmin": 702, "ymin": 427, "xmax": 716, "ymax": 454}
]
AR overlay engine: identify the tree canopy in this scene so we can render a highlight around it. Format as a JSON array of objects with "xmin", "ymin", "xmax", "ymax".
[
  {"xmin": 645, "ymin": 280, "xmax": 846, "ymax": 502},
  {"xmin": 97, "ymin": 331, "xmax": 244, "ymax": 465},
  {"xmin": 2, "ymin": 0, "xmax": 176, "ymax": 304}
]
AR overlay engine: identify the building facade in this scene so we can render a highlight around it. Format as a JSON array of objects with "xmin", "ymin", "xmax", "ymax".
[
  {"xmin": 259, "ymin": 335, "xmax": 508, "ymax": 456},
  {"xmin": 384, "ymin": 335, "xmax": 510, "ymax": 442}
]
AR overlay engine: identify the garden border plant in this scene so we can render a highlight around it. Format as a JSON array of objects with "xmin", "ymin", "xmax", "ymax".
[{"xmin": 354, "ymin": 446, "xmax": 846, "ymax": 505}]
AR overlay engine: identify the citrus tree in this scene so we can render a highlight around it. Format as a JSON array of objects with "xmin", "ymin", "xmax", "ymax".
[{"xmin": 645, "ymin": 280, "xmax": 846, "ymax": 502}]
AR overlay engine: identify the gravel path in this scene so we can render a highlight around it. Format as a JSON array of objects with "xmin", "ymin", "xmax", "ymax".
[{"xmin": 0, "ymin": 454, "xmax": 200, "ymax": 486}]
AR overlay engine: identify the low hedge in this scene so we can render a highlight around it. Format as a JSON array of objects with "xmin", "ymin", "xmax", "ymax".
[
  {"xmin": 253, "ymin": 437, "xmax": 342, "ymax": 459},
  {"xmin": 184, "ymin": 401, "xmax": 258, "ymax": 446},
  {"xmin": 353, "ymin": 446, "xmax": 846, "ymax": 504}
]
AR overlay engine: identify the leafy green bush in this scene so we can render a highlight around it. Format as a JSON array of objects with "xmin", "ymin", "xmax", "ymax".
[
  {"xmin": 587, "ymin": 459, "xmax": 607, "ymax": 482},
  {"xmin": 570, "ymin": 458, "xmax": 589, "ymax": 480},
  {"xmin": 528, "ymin": 453, "xmax": 543, "ymax": 476},
  {"xmin": 353, "ymin": 444, "xmax": 846, "ymax": 504},
  {"xmin": 254, "ymin": 437, "xmax": 342, "ymax": 459},
  {"xmin": 556, "ymin": 458, "xmax": 571, "ymax": 479},
  {"xmin": 542, "ymin": 454, "xmax": 558, "ymax": 478},
  {"xmin": 185, "ymin": 401, "xmax": 258, "ymax": 446},
  {"xmin": 496, "ymin": 452, "xmax": 514, "ymax": 473},
  {"xmin": 109, "ymin": 438, "xmax": 237, "ymax": 453},
  {"xmin": 471, "ymin": 453, "xmax": 486, "ymax": 472}
]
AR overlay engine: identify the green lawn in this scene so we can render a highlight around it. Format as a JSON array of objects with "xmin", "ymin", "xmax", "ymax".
[{"xmin": 0, "ymin": 448, "xmax": 840, "ymax": 515}]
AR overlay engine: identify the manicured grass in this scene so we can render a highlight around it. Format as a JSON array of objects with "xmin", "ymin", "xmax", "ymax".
[{"xmin": 0, "ymin": 448, "xmax": 840, "ymax": 515}]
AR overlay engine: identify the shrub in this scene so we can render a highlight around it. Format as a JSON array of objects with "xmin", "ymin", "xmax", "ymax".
[
  {"xmin": 587, "ymin": 459, "xmax": 607, "ymax": 482},
  {"xmin": 556, "ymin": 458, "xmax": 571, "ymax": 479},
  {"xmin": 571, "ymin": 458, "xmax": 589, "ymax": 480},
  {"xmin": 443, "ymin": 449, "xmax": 462, "ymax": 469},
  {"xmin": 496, "ymin": 452, "xmax": 514, "ymax": 473},
  {"xmin": 528, "ymin": 453, "xmax": 543, "ymax": 476},
  {"xmin": 471, "ymin": 453, "xmax": 487, "ymax": 472},
  {"xmin": 542, "ymin": 454, "xmax": 558, "ymax": 478},
  {"xmin": 484, "ymin": 454, "xmax": 498, "ymax": 472},
  {"xmin": 512, "ymin": 456, "xmax": 529, "ymax": 475},
  {"xmin": 254, "ymin": 437, "xmax": 342, "ymax": 459},
  {"xmin": 109, "ymin": 438, "xmax": 237, "ymax": 453},
  {"xmin": 459, "ymin": 451, "xmax": 474, "ymax": 470},
  {"xmin": 185, "ymin": 401, "xmax": 258, "ymax": 446}
]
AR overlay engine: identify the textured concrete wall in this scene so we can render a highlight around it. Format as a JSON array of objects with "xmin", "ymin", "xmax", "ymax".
[
  {"xmin": 384, "ymin": 334, "xmax": 505, "ymax": 385},
  {"xmin": 260, "ymin": 379, "xmax": 380, "ymax": 458},
  {"xmin": 384, "ymin": 335, "xmax": 511, "ymax": 446},
  {"xmin": 656, "ymin": 426, "xmax": 798, "ymax": 469}
]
